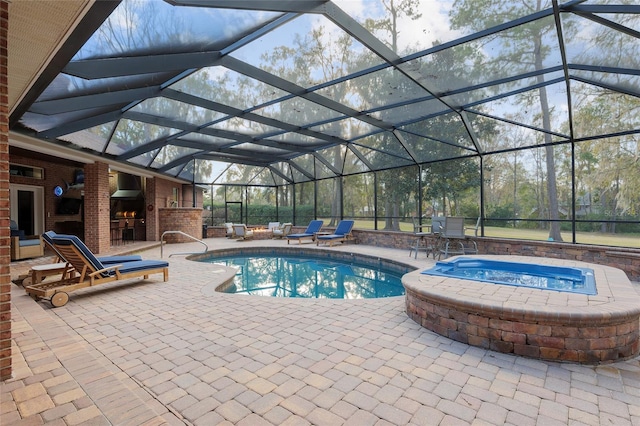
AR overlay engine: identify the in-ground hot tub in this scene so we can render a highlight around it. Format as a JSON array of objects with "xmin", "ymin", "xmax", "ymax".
[
  {"xmin": 422, "ymin": 257, "xmax": 597, "ymax": 295},
  {"xmin": 403, "ymin": 255, "xmax": 640, "ymax": 364}
]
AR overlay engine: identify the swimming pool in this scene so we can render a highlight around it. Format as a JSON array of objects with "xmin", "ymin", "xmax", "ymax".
[
  {"xmin": 193, "ymin": 248, "xmax": 412, "ymax": 299},
  {"xmin": 422, "ymin": 257, "xmax": 596, "ymax": 295}
]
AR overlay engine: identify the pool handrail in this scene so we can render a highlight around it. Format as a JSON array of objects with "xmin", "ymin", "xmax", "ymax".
[{"xmin": 161, "ymin": 230, "xmax": 208, "ymax": 258}]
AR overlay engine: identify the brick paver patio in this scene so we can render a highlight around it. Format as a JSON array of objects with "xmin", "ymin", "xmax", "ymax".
[{"xmin": 2, "ymin": 237, "xmax": 640, "ymax": 425}]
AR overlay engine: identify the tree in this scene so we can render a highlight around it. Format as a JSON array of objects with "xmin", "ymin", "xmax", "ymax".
[{"xmin": 450, "ymin": 0, "xmax": 569, "ymax": 241}]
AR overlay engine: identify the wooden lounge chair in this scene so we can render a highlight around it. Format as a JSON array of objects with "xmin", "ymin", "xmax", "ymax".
[
  {"xmin": 316, "ymin": 220, "xmax": 355, "ymax": 247},
  {"xmin": 42, "ymin": 231, "xmax": 142, "ymax": 266},
  {"xmin": 14, "ymin": 231, "xmax": 143, "ymax": 287},
  {"xmin": 286, "ymin": 220, "xmax": 324, "ymax": 244},
  {"xmin": 24, "ymin": 234, "xmax": 168, "ymax": 307}
]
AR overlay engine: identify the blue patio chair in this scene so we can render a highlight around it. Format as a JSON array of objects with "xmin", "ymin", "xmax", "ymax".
[
  {"xmin": 316, "ymin": 220, "xmax": 355, "ymax": 247},
  {"xmin": 10, "ymin": 220, "xmax": 43, "ymax": 260},
  {"xmin": 286, "ymin": 220, "xmax": 324, "ymax": 244}
]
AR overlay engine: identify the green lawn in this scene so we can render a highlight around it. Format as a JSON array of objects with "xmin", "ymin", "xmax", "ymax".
[{"xmin": 335, "ymin": 219, "xmax": 640, "ymax": 249}]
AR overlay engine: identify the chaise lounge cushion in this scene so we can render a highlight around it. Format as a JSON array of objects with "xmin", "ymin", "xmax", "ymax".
[
  {"xmin": 43, "ymin": 231, "xmax": 142, "ymax": 264},
  {"xmin": 286, "ymin": 220, "xmax": 324, "ymax": 244},
  {"xmin": 316, "ymin": 220, "xmax": 354, "ymax": 246},
  {"xmin": 52, "ymin": 235, "xmax": 168, "ymax": 279},
  {"xmin": 116, "ymin": 260, "xmax": 169, "ymax": 274}
]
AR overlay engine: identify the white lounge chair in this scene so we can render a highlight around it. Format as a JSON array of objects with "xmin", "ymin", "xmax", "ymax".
[
  {"xmin": 272, "ymin": 223, "xmax": 292, "ymax": 239},
  {"xmin": 233, "ymin": 224, "xmax": 254, "ymax": 240}
]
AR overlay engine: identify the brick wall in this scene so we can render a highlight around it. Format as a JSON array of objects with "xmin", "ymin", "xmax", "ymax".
[
  {"xmin": 181, "ymin": 184, "xmax": 203, "ymax": 208},
  {"xmin": 405, "ymin": 290, "xmax": 639, "ymax": 363},
  {"xmin": 84, "ymin": 162, "xmax": 111, "ymax": 254},
  {"xmin": 1, "ymin": 0, "xmax": 10, "ymax": 381},
  {"xmin": 353, "ymin": 230, "xmax": 640, "ymax": 281},
  {"xmin": 9, "ymin": 152, "xmax": 84, "ymax": 231},
  {"xmin": 476, "ymin": 238, "xmax": 640, "ymax": 282},
  {"xmin": 146, "ymin": 177, "xmax": 181, "ymax": 241},
  {"xmin": 158, "ymin": 207, "xmax": 203, "ymax": 243},
  {"xmin": 352, "ymin": 229, "xmax": 416, "ymax": 250}
]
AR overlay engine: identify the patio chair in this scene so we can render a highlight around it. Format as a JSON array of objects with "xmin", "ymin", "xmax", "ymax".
[
  {"xmin": 431, "ymin": 216, "xmax": 446, "ymax": 233},
  {"xmin": 267, "ymin": 222, "xmax": 281, "ymax": 232},
  {"xmin": 224, "ymin": 222, "xmax": 234, "ymax": 238},
  {"xmin": 24, "ymin": 234, "xmax": 169, "ymax": 307},
  {"xmin": 272, "ymin": 223, "xmax": 292, "ymax": 239},
  {"xmin": 286, "ymin": 220, "xmax": 324, "ymax": 244},
  {"xmin": 316, "ymin": 220, "xmax": 355, "ymax": 247},
  {"xmin": 233, "ymin": 224, "xmax": 254, "ymax": 240},
  {"xmin": 465, "ymin": 217, "xmax": 481, "ymax": 237},
  {"xmin": 409, "ymin": 217, "xmax": 437, "ymax": 259},
  {"xmin": 10, "ymin": 220, "xmax": 44, "ymax": 260},
  {"xmin": 438, "ymin": 216, "xmax": 477, "ymax": 259}
]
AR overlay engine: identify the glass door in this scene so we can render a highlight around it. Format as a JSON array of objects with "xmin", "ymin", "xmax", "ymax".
[
  {"xmin": 10, "ymin": 184, "xmax": 44, "ymax": 234},
  {"xmin": 225, "ymin": 201, "xmax": 242, "ymax": 224}
]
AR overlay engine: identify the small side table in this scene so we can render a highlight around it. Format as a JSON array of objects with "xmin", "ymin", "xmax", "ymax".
[{"xmin": 314, "ymin": 231, "xmax": 331, "ymax": 241}]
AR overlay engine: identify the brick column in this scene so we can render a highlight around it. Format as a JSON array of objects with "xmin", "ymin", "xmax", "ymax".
[
  {"xmin": 83, "ymin": 162, "xmax": 111, "ymax": 254},
  {"xmin": 0, "ymin": 0, "xmax": 10, "ymax": 381}
]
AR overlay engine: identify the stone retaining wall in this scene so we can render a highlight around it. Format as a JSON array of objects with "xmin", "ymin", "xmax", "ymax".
[
  {"xmin": 403, "ymin": 256, "xmax": 640, "ymax": 364},
  {"xmin": 206, "ymin": 227, "xmax": 640, "ymax": 281}
]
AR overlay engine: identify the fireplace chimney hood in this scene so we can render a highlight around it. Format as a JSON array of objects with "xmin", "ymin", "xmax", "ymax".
[{"xmin": 111, "ymin": 173, "xmax": 143, "ymax": 199}]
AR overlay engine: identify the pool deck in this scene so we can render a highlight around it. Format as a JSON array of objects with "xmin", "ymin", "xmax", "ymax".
[{"xmin": 3, "ymin": 237, "xmax": 640, "ymax": 425}]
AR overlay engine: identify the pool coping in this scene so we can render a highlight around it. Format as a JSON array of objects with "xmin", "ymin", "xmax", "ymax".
[{"xmin": 403, "ymin": 255, "xmax": 640, "ymax": 363}]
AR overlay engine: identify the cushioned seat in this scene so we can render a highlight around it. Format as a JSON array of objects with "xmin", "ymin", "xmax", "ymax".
[
  {"xmin": 286, "ymin": 220, "xmax": 324, "ymax": 244},
  {"xmin": 10, "ymin": 220, "xmax": 44, "ymax": 260},
  {"xmin": 18, "ymin": 238, "xmax": 42, "ymax": 247},
  {"xmin": 316, "ymin": 220, "xmax": 355, "ymax": 247},
  {"xmin": 232, "ymin": 224, "xmax": 254, "ymax": 240}
]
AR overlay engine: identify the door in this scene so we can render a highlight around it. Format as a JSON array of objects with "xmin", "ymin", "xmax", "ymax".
[
  {"xmin": 10, "ymin": 184, "xmax": 44, "ymax": 235},
  {"xmin": 225, "ymin": 201, "xmax": 242, "ymax": 223}
]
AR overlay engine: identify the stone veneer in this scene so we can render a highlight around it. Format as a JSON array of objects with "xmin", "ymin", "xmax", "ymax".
[
  {"xmin": 204, "ymin": 227, "xmax": 640, "ymax": 281},
  {"xmin": 403, "ymin": 255, "xmax": 640, "ymax": 364},
  {"xmin": 352, "ymin": 230, "xmax": 640, "ymax": 282}
]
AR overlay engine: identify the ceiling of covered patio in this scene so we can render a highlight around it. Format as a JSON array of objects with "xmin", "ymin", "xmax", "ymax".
[{"xmin": 9, "ymin": 1, "xmax": 640, "ymax": 186}]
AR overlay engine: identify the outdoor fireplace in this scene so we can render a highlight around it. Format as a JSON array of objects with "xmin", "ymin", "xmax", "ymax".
[
  {"xmin": 110, "ymin": 173, "xmax": 146, "ymax": 241},
  {"xmin": 110, "ymin": 173, "xmax": 145, "ymax": 220}
]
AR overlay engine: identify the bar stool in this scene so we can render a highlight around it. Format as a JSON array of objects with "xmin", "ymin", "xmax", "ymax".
[
  {"xmin": 119, "ymin": 219, "xmax": 135, "ymax": 244},
  {"xmin": 110, "ymin": 221, "xmax": 122, "ymax": 245}
]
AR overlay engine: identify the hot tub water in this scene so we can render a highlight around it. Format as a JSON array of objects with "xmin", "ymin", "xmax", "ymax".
[{"xmin": 422, "ymin": 257, "xmax": 596, "ymax": 295}]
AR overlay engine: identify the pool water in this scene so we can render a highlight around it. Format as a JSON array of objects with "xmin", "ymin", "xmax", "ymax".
[
  {"xmin": 421, "ymin": 257, "xmax": 596, "ymax": 295},
  {"xmin": 203, "ymin": 254, "xmax": 405, "ymax": 299}
]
